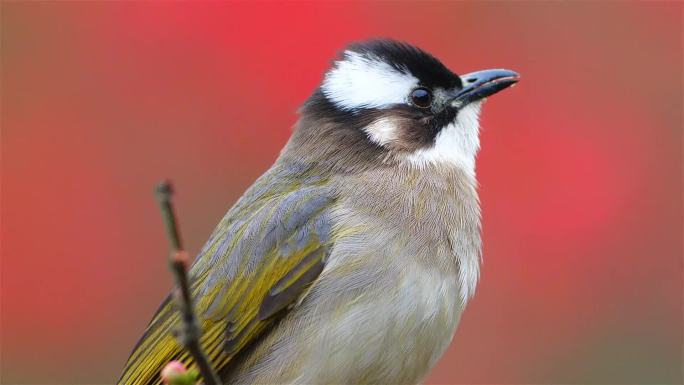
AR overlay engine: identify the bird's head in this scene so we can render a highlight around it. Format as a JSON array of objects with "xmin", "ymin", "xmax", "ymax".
[{"xmin": 290, "ymin": 39, "xmax": 519, "ymax": 174}]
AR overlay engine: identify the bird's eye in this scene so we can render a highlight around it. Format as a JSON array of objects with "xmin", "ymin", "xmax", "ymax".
[{"xmin": 410, "ymin": 87, "xmax": 432, "ymax": 109}]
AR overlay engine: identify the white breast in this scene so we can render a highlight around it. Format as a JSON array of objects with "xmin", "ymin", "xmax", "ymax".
[{"xmin": 288, "ymin": 167, "xmax": 481, "ymax": 385}]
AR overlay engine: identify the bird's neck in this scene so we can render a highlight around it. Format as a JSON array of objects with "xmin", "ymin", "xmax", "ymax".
[
  {"xmin": 282, "ymin": 113, "xmax": 481, "ymax": 179},
  {"xmin": 281, "ymin": 115, "xmax": 386, "ymax": 174}
]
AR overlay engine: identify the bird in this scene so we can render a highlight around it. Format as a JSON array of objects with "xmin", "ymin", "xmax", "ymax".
[{"xmin": 119, "ymin": 39, "xmax": 519, "ymax": 385}]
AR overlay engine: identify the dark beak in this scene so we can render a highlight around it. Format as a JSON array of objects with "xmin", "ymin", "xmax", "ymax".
[{"xmin": 450, "ymin": 69, "xmax": 520, "ymax": 108}]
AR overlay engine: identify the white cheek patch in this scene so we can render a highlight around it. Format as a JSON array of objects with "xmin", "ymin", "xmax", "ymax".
[
  {"xmin": 406, "ymin": 102, "xmax": 483, "ymax": 175},
  {"xmin": 363, "ymin": 117, "xmax": 399, "ymax": 146},
  {"xmin": 321, "ymin": 51, "xmax": 419, "ymax": 111}
]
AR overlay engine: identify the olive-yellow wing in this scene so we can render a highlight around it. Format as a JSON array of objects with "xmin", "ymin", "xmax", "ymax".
[{"xmin": 119, "ymin": 163, "xmax": 334, "ymax": 385}]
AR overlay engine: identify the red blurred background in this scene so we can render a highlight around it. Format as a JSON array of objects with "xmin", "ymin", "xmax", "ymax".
[{"xmin": 1, "ymin": 2, "xmax": 681, "ymax": 384}]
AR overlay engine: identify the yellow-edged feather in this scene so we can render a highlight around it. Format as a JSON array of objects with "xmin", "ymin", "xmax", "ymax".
[{"xmin": 119, "ymin": 164, "xmax": 334, "ymax": 385}]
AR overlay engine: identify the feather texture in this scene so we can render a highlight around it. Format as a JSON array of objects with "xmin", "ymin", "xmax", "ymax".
[{"xmin": 119, "ymin": 163, "xmax": 335, "ymax": 385}]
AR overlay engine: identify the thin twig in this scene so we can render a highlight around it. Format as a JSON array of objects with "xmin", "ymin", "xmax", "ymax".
[{"xmin": 155, "ymin": 180, "xmax": 221, "ymax": 385}]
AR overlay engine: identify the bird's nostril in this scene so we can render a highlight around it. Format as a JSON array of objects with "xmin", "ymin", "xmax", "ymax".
[{"xmin": 466, "ymin": 78, "xmax": 477, "ymax": 83}]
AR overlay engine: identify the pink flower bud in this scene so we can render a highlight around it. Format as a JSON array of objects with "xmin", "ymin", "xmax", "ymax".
[{"xmin": 161, "ymin": 361, "xmax": 187, "ymax": 384}]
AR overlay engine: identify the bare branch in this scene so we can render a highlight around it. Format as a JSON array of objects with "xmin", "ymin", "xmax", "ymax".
[{"xmin": 155, "ymin": 180, "xmax": 221, "ymax": 385}]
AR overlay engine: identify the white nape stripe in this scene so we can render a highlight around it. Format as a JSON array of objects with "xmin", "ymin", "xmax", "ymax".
[
  {"xmin": 363, "ymin": 117, "xmax": 399, "ymax": 146},
  {"xmin": 406, "ymin": 102, "xmax": 483, "ymax": 175},
  {"xmin": 322, "ymin": 51, "xmax": 418, "ymax": 111}
]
